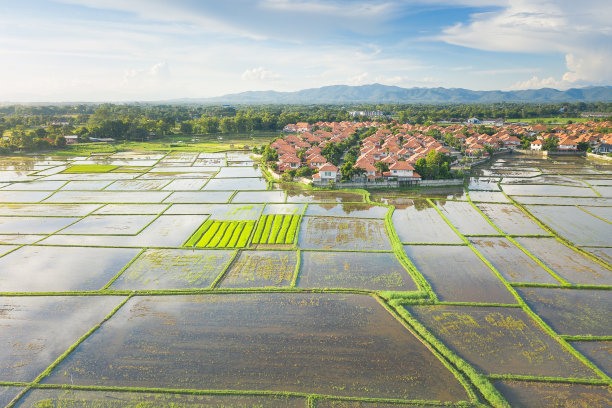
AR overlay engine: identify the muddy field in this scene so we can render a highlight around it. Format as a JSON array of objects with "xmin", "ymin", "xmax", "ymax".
[{"xmin": 0, "ymin": 152, "xmax": 610, "ymax": 407}]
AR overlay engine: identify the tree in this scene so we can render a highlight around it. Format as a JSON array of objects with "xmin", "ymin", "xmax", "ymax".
[
  {"xmin": 262, "ymin": 146, "xmax": 278, "ymax": 162},
  {"xmin": 543, "ymin": 137, "xmax": 559, "ymax": 151},
  {"xmin": 179, "ymin": 122, "xmax": 193, "ymax": 134},
  {"xmin": 374, "ymin": 161, "xmax": 389, "ymax": 174},
  {"xmin": 54, "ymin": 134, "xmax": 66, "ymax": 148},
  {"xmin": 340, "ymin": 161, "xmax": 356, "ymax": 181},
  {"xmin": 577, "ymin": 141, "xmax": 589, "ymax": 151},
  {"xmin": 296, "ymin": 166, "xmax": 313, "ymax": 178}
]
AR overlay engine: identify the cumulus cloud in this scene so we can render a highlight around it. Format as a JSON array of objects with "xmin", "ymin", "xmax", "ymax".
[
  {"xmin": 241, "ymin": 67, "xmax": 281, "ymax": 81},
  {"xmin": 122, "ymin": 61, "xmax": 170, "ymax": 86}
]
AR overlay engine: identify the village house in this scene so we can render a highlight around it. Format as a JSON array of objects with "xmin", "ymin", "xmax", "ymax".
[
  {"xmin": 312, "ymin": 163, "xmax": 338, "ymax": 183},
  {"xmin": 387, "ymin": 161, "xmax": 421, "ymax": 180},
  {"xmin": 530, "ymin": 139, "xmax": 543, "ymax": 151}
]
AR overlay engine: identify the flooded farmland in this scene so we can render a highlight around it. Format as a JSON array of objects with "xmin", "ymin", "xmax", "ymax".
[{"xmin": 0, "ymin": 152, "xmax": 611, "ymax": 407}]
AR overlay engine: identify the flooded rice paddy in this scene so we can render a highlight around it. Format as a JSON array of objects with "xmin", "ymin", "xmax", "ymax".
[{"xmin": 0, "ymin": 151, "xmax": 610, "ymax": 407}]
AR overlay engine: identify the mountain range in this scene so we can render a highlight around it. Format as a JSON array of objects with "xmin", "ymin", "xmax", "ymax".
[{"xmin": 169, "ymin": 84, "xmax": 612, "ymax": 104}]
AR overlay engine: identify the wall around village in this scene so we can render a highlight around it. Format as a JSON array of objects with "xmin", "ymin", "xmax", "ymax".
[
  {"xmin": 547, "ymin": 150, "xmax": 586, "ymax": 156},
  {"xmin": 514, "ymin": 149, "xmax": 547, "ymax": 156},
  {"xmin": 419, "ymin": 179, "xmax": 464, "ymax": 187},
  {"xmin": 316, "ymin": 178, "xmax": 464, "ymax": 189},
  {"xmin": 587, "ymin": 153, "xmax": 612, "ymax": 161}
]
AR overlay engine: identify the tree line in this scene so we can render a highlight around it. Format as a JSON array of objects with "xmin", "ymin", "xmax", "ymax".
[{"xmin": 2, "ymin": 102, "xmax": 611, "ymax": 153}]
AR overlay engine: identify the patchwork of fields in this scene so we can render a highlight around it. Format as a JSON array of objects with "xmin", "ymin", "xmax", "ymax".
[{"xmin": 0, "ymin": 152, "xmax": 611, "ymax": 407}]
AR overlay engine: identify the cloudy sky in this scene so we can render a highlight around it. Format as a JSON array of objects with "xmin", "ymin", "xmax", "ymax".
[{"xmin": 1, "ymin": 0, "xmax": 611, "ymax": 101}]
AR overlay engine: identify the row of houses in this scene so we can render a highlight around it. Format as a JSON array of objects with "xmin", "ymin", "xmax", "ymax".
[
  {"xmin": 528, "ymin": 121, "xmax": 612, "ymax": 151},
  {"xmin": 270, "ymin": 120, "xmax": 612, "ymax": 182}
]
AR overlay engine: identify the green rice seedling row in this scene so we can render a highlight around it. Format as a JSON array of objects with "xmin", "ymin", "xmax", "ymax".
[
  {"xmin": 266, "ymin": 214, "xmax": 284, "ymax": 244},
  {"xmin": 227, "ymin": 222, "xmax": 246, "ymax": 247},
  {"xmin": 217, "ymin": 221, "xmax": 238, "ymax": 248},
  {"xmin": 275, "ymin": 215, "xmax": 293, "ymax": 244}
]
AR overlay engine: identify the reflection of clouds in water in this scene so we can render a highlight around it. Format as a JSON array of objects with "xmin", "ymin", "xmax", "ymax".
[{"xmin": 0, "ymin": 296, "xmax": 123, "ymax": 381}]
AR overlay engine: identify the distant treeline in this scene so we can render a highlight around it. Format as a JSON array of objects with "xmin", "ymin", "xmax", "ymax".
[{"xmin": 1, "ymin": 102, "xmax": 611, "ymax": 151}]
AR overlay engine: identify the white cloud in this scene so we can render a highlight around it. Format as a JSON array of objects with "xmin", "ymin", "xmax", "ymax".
[
  {"xmin": 123, "ymin": 61, "xmax": 170, "ymax": 84},
  {"xmin": 259, "ymin": 0, "xmax": 395, "ymax": 17},
  {"xmin": 509, "ymin": 75, "xmax": 564, "ymax": 90},
  {"xmin": 438, "ymin": 0, "xmax": 612, "ymax": 88},
  {"xmin": 241, "ymin": 67, "xmax": 281, "ymax": 81},
  {"xmin": 55, "ymin": 0, "xmax": 268, "ymax": 40}
]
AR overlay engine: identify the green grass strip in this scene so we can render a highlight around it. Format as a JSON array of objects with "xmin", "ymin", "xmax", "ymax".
[
  {"xmin": 381, "ymin": 297, "xmax": 499, "ymax": 407},
  {"xmin": 236, "ymin": 221, "xmax": 254, "ymax": 248},
  {"xmin": 209, "ymin": 249, "xmax": 240, "ymax": 289},
  {"xmin": 275, "ymin": 215, "xmax": 293, "ymax": 244},
  {"xmin": 207, "ymin": 222, "xmax": 229, "ymax": 248},
  {"xmin": 251, "ymin": 215, "xmax": 267, "ymax": 244},
  {"xmin": 430, "ymin": 194, "xmax": 610, "ymax": 382},
  {"xmin": 502, "ymin": 191, "xmax": 612, "ymax": 270},
  {"xmin": 561, "ymin": 335, "xmax": 612, "ymax": 342},
  {"xmin": 505, "ymin": 236, "xmax": 568, "ymax": 285},
  {"xmin": 227, "ymin": 222, "xmax": 246, "ymax": 247},
  {"xmin": 426, "ymin": 198, "xmax": 468, "ymax": 244},
  {"xmin": 217, "ymin": 221, "xmax": 238, "ymax": 248},
  {"xmin": 31, "ymin": 294, "xmax": 132, "ymax": 385},
  {"xmin": 486, "ymin": 374, "xmax": 610, "ymax": 386},
  {"xmin": 576, "ymin": 205, "xmax": 612, "ymax": 225},
  {"xmin": 466, "ymin": 194, "xmax": 568, "ymax": 285},
  {"xmin": 267, "ymin": 214, "xmax": 284, "ymax": 244},
  {"xmin": 290, "ymin": 249, "xmax": 301, "ymax": 288},
  {"xmin": 384, "ymin": 205, "xmax": 437, "ymax": 302},
  {"xmin": 8, "ymin": 382, "xmax": 473, "ymax": 408},
  {"xmin": 101, "ymin": 248, "xmax": 146, "ymax": 290},
  {"xmin": 183, "ymin": 219, "xmax": 213, "ymax": 247},
  {"xmin": 195, "ymin": 221, "xmax": 221, "ymax": 247}
]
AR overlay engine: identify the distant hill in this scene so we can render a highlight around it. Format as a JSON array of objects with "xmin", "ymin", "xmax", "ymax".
[{"xmin": 170, "ymin": 84, "xmax": 612, "ymax": 104}]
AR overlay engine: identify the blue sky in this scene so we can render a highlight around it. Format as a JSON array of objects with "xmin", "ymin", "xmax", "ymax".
[{"xmin": 1, "ymin": 0, "xmax": 610, "ymax": 101}]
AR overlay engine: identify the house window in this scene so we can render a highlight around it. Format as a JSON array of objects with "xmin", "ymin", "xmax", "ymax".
[{"xmin": 324, "ymin": 172, "xmax": 331, "ymax": 176}]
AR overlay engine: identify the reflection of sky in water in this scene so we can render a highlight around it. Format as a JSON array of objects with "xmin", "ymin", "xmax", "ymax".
[
  {"xmin": 45, "ymin": 190, "xmax": 171, "ymax": 203},
  {"xmin": 39, "ymin": 215, "xmax": 209, "ymax": 247},
  {"xmin": 105, "ymin": 179, "xmax": 170, "ymax": 191},
  {"xmin": 0, "ymin": 246, "xmax": 139, "ymax": 291},
  {"xmin": 0, "ymin": 296, "xmax": 124, "ymax": 381},
  {"xmin": 0, "ymin": 191, "xmax": 52, "ymax": 202},
  {"xmin": 59, "ymin": 214, "xmax": 157, "ymax": 235},
  {"xmin": 305, "ymin": 203, "xmax": 387, "ymax": 218},
  {"xmin": 0, "ymin": 386, "xmax": 23, "ymax": 407},
  {"xmin": 0, "ymin": 216, "xmax": 78, "ymax": 234},
  {"xmin": 93, "ymin": 204, "xmax": 167, "ymax": 215},
  {"xmin": 161, "ymin": 179, "xmax": 208, "ymax": 191},
  {"xmin": 166, "ymin": 204, "xmax": 263, "ymax": 220},
  {"xmin": 42, "ymin": 294, "xmax": 467, "ymax": 401},
  {"xmin": 0, "ymin": 204, "xmax": 101, "ymax": 217},
  {"xmin": 164, "ymin": 191, "xmax": 234, "ymax": 204},
  {"xmin": 215, "ymin": 166, "xmax": 261, "ymax": 178},
  {"xmin": 204, "ymin": 177, "xmax": 267, "ymax": 191},
  {"xmin": 232, "ymin": 191, "xmax": 285, "ymax": 203},
  {"xmin": 2, "ymin": 180, "xmax": 66, "ymax": 191}
]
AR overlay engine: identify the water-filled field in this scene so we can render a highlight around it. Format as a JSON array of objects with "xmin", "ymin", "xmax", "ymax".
[{"xmin": 0, "ymin": 151, "xmax": 610, "ymax": 407}]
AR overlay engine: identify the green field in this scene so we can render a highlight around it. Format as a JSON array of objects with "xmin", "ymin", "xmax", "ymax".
[
  {"xmin": 251, "ymin": 214, "xmax": 301, "ymax": 245},
  {"xmin": 63, "ymin": 164, "xmax": 118, "ymax": 173},
  {"xmin": 184, "ymin": 220, "xmax": 255, "ymax": 248}
]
